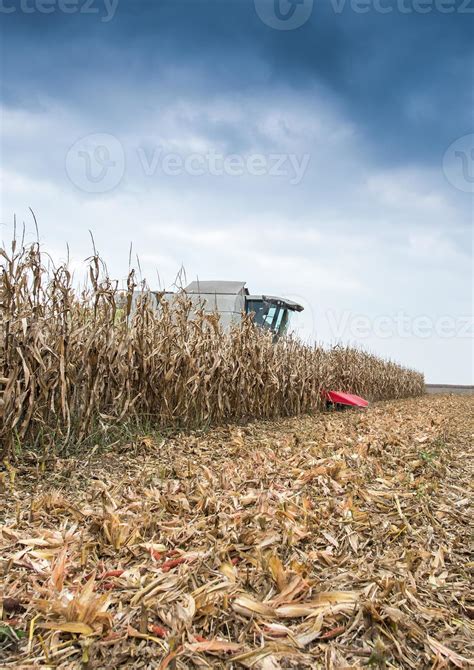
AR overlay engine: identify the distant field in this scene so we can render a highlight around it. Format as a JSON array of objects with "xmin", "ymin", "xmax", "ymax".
[{"xmin": 426, "ymin": 384, "xmax": 474, "ymax": 395}]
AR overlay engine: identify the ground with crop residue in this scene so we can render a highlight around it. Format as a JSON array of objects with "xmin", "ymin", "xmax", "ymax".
[{"xmin": 1, "ymin": 394, "xmax": 473, "ymax": 668}]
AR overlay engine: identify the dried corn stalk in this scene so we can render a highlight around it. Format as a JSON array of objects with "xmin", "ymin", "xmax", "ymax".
[{"xmin": 0, "ymin": 240, "xmax": 424, "ymax": 458}]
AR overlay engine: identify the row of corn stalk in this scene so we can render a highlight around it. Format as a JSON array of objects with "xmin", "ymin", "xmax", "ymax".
[{"xmin": 0, "ymin": 240, "xmax": 424, "ymax": 458}]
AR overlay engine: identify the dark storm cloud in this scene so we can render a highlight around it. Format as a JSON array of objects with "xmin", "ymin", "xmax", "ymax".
[{"xmin": 1, "ymin": 0, "xmax": 472, "ymax": 166}]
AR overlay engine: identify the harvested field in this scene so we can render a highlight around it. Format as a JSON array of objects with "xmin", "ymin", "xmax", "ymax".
[
  {"xmin": 1, "ymin": 394, "xmax": 473, "ymax": 669},
  {"xmin": 426, "ymin": 385, "xmax": 474, "ymax": 396}
]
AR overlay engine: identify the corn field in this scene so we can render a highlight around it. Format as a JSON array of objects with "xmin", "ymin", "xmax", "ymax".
[{"xmin": 0, "ymin": 240, "xmax": 424, "ymax": 458}]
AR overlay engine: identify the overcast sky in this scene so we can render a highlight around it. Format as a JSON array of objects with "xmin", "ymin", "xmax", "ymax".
[{"xmin": 0, "ymin": 0, "xmax": 472, "ymax": 383}]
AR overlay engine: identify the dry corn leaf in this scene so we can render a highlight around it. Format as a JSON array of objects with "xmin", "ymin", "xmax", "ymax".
[
  {"xmin": 233, "ymin": 596, "xmax": 276, "ymax": 618},
  {"xmin": 39, "ymin": 621, "xmax": 95, "ymax": 636},
  {"xmin": 426, "ymin": 636, "xmax": 473, "ymax": 668},
  {"xmin": 186, "ymin": 639, "xmax": 241, "ymax": 653}
]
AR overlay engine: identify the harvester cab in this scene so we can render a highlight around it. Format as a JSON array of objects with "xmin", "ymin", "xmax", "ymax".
[{"xmin": 182, "ymin": 280, "xmax": 304, "ymax": 340}]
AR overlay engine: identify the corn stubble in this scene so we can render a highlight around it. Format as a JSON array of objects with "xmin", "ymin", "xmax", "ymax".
[
  {"xmin": 1, "ymin": 240, "xmax": 424, "ymax": 457},
  {"xmin": 1, "ymin": 395, "xmax": 473, "ymax": 668}
]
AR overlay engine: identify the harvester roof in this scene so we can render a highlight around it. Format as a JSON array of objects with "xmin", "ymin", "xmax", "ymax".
[
  {"xmin": 184, "ymin": 280, "xmax": 247, "ymax": 295},
  {"xmin": 248, "ymin": 295, "xmax": 304, "ymax": 312}
]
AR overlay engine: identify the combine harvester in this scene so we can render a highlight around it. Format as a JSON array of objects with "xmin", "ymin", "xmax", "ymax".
[
  {"xmin": 140, "ymin": 280, "xmax": 369, "ymax": 410},
  {"xmin": 178, "ymin": 280, "xmax": 303, "ymax": 339}
]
